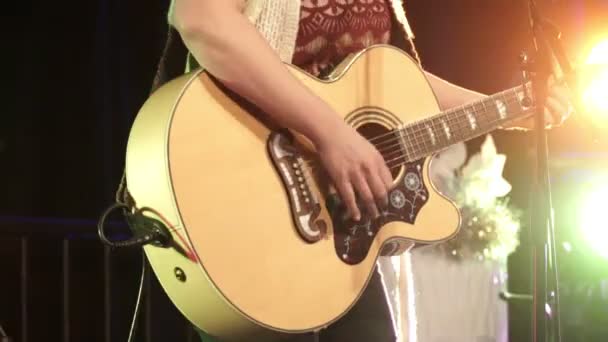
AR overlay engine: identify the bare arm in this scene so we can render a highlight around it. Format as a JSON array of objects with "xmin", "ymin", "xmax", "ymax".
[
  {"xmin": 170, "ymin": 0, "xmax": 342, "ymax": 146},
  {"xmin": 425, "ymin": 72, "xmax": 486, "ymax": 110},
  {"xmin": 170, "ymin": 0, "xmax": 392, "ymax": 220},
  {"xmin": 425, "ymin": 72, "xmax": 569, "ymax": 129}
]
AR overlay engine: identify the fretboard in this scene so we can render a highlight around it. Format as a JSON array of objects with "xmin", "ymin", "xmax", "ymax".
[{"xmin": 397, "ymin": 85, "xmax": 533, "ymax": 162}]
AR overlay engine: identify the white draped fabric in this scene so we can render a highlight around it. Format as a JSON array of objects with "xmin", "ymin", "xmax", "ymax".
[
  {"xmin": 378, "ymin": 249, "xmax": 509, "ymax": 342},
  {"xmin": 378, "ymin": 138, "xmax": 511, "ymax": 342}
]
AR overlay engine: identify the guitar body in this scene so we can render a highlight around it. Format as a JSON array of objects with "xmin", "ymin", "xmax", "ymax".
[{"xmin": 126, "ymin": 45, "xmax": 460, "ymax": 341}]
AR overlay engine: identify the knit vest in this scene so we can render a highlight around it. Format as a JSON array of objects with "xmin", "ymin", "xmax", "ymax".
[{"xmin": 169, "ymin": 0, "xmax": 415, "ymax": 64}]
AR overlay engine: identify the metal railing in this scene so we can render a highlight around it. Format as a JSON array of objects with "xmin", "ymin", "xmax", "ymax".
[{"xmin": 0, "ymin": 216, "xmax": 199, "ymax": 342}]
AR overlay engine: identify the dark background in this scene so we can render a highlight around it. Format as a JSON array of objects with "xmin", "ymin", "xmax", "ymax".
[{"xmin": 1, "ymin": 0, "xmax": 608, "ymax": 341}]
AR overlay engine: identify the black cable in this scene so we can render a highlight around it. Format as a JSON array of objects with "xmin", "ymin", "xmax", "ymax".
[
  {"xmin": 98, "ymin": 22, "xmax": 186, "ymax": 342},
  {"xmin": 97, "ymin": 204, "xmax": 171, "ymax": 249},
  {"xmin": 97, "ymin": 204, "xmax": 169, "ymax": 342},
  {"xmin": 127, "ymin": 252, "xmax": 147, "ymax": 342}
]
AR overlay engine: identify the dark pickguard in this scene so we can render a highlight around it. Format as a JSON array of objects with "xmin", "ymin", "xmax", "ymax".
[{"xmin": 330, "ymin": 159, "xmax": 429, "ymax": 265}]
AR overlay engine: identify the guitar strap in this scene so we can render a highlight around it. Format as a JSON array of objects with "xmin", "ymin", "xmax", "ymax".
[{"xmin": 390, "ymin": 1, "xmax": 422, "ymax": 66}]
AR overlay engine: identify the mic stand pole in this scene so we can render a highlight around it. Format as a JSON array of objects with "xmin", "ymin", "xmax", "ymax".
[
  {"xmin": 0, "ymin": 324, "xmax": 11, "ymax": 342},
  {"xmin": 524, "ymin": 1, "xmax": 565, "ymax": 341}
]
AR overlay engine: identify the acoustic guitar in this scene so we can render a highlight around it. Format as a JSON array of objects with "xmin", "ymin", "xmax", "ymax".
[{"xmin": 125, "ymin": 45, "xmax": 533, "ymax": 340}]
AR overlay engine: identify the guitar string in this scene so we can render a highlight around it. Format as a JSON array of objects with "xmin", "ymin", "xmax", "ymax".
[
  {"xmin": 368, "ymin": 90, "xmax": 520, "ymax": 152},
  {"xmin": 384, "ymin": 109, "xmax": 533, "ymax": 169},
  {"xmin": 301, "ymin": 88, "xmax": 524, "ymax": 165},
  {"xmin": 371, "ymin": 89, "xmax": 524, "ymax": 156},
  {"xmin": 286, "ymin": 87, "xmax": 530, "ymax": 202},
  {"xmin": 379, "ymin": 98, "xmax": 501, "ymax": 161},
  {"xmin": 302, "ymin": 91, "xmax": 526, "ymax": 169},
  {"xmin": 364, "ymin": 86, "xmax": 524, "ymax": 146},
  {"xmin": 301, "ymin": 96, "xmax": 530, "ymax": 176},
  {"xmin": 382, "ymin": 97, "xmax": 529, "ymax": 169},
  {"xmin": 295, "ymin": 102, "xmax": 530, "ymax": 202},
  {"xmin": 301, "ymin": 107, "xmax": 525, "ymax": 177},
  {"xmin": 381, "ymin": 93, "xmax": 528, "ymax": 164},
  {"xmin": 370, "ymin": 84, "xmax": 531, "ymax": 148}
]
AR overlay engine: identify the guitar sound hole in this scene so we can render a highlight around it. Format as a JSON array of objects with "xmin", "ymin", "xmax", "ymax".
[{"xmin": 356, "ymin": 122, "xmax": 403, "ymax": 180}]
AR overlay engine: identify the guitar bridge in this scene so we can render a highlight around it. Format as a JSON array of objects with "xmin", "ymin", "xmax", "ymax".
[{"xmin": 267, "ymin": 131, "xmax": 327, "ymax": 242}]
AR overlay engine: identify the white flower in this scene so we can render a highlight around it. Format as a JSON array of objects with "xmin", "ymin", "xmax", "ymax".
[
  {"xmin": 430, "ymin": 142, "xmax": 467, "ymax": 198},
  {"xmin": 460, "ymin": 135, "xmax": 512, "ymax": 207}
]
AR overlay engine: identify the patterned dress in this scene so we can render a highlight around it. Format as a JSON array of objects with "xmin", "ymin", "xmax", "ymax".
[{"xmin": 292, "ymin": 0, "xmax": 393, "ymax": 77}]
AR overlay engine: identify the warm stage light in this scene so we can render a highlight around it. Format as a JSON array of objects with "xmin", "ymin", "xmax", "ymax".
[
  {"xmin": 579, "ymin": 184, "xmax": 608, "ymax": 260},
  {"xmin": 583, "ymin": 70, "xmax": 608, "ymax": 113},
  {"xmin": 581, "ymin": 40, "xmax": 608, "ymax": 117},
  {"xmin": 586, "ymin": 40, "xmax": 608, "ymax": 65}
]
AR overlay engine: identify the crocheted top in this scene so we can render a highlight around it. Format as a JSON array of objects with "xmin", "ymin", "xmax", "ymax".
[
  {"xmin": 169, "ymin": 0, "xmax": 414, "ymax": 64},
  {"xmin": 292, "ymin": 0, "xmax": 393, "ymax": 77}
]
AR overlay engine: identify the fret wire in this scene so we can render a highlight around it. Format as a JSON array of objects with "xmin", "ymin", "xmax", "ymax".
[
  {"xmin": 428, "ymin": 116, "xmax": 440, "ymax": 153},
  {"xmin": 427, "ymin": 117, "xmax": 441, "ymax": 153},
  {"xmin": 396, "ymin": 128, "xmax": 412, "ymax": 161},
  {"xmin": 384, "ymin": 94, "xmax": 528, "ymax": 163},
  {"xmin": 506, "ymin": 88, "xmax": 523, "ymax": 114},
  {"xmin": 448, "ymin": 108, "xmax": 462, "ymax": 143},
  {"xmin": 457, "ymin": 102, "xmax": 472, "ymax": 139},
  {"xmin": 385, "ymin": 97, "xmax": 531, "ymax": 166},
  {"xmin": 435, "ymin": 115, "xmax": 450, "ymax": 149},
  {"xmin": 411, "ymin": 124, "xmax": 426, "ymax": 158},
  {"xmin": 426, "ymin": 101, "xmax": 512, "ymax": 147},
  {"xmin": 380, "ymin": 129, "xmax": 412, "ymax": 161},
  {"xmin": 437, "ymin": 117, "xmax": 450, "ymax": 153},
  {"xmin": 394, "ymin": 129, "xmax": 406, "ymax": 161},
  {"xmin": 493, "ymin": 93, "xmax": 505, "ymax": 124},
  {"xmin": 387, "ymin": 114, "xmax": 513, "ymax": 167},
  {"xmin": 412, "ymin": 124, "xmax": 427, "ymax": 160},
  {"xmin": 417, "ymin": 98, "xmax": 465, "ymax": 155},
  {"xmin": 417, "ymin": 122, "xmax": 430, "ymax": 158},
  {"xmin": 458, "ymin": 101, "xmax": 473, "ymax": 136},
  {"xmin": 447, "ymin": 104, "xmax": 467, "ymax": 143},
  {"xmin": 415, "ymin": 111, "xmax": 450, "ymax": 159},
  {"xmin": 368, "ymin": 84, "xmax": 523, "ymax": 148},
  {"xmin": 404, "ymin": 125, "xmax": 418, "ymax": 160},
  {"xmin": 482, "ymin": 97, "xmax": 495, "ymax": 129},
  {"xmin": 420, "ymin": 117, "xmax": 435, "ymax": 157},
  {"xmin": 402, "ymin": 98, "xmax": 521, "ymax": 153},
  {"xmin": 479, "ymin": 98, "xmax": 494, "ymax": 130},
  {"xmin": 413, "ymin": 88, "xmax": 523, "ymax": 141},
  {"xmin": 420, "ymin": 90, "xmax": 517, "ymax": 140},
  {"xmin": 499, "ymin": 91, "xmax": 510, "ymax": 124},
  {"xmin": 442, "ymin": 109, "xmax": 463, "ymax": 150},
  {"xmin": 382, "ymin": 86, "xmax": 527, "ymax": 163}
]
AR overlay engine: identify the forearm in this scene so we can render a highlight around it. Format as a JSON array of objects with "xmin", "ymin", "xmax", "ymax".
[
  {"xmin": 171, "ymin": 0, "xmax": 342, "ymax": 146},
  {"xmin": 425, "ymin": 72, "xmax": 533, "ymax": 130},
  {"xmin": 425, "ymin": 72, "xmax": 486, "ymax": 109}
]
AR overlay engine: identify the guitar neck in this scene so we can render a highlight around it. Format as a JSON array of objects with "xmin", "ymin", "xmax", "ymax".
[{"xmin": 397, "ymin": 84, "xmax": 534, "ymax": 161}]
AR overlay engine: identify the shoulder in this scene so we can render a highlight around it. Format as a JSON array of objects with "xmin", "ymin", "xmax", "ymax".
[{"xmin": 167, "ymin": 0, "xmax": 255, "ymax": 26}]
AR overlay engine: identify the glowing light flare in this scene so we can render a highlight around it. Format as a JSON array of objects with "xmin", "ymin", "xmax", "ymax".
[
  {"xmin": 583, "ymin": 69, "xmax": 608, "ymax": 113},
  {"xmin": 580, "ymin": 40, "xmax": 608, "ymax": 117},
  {"xmin": 579, "ymin": 184, "xmax": 608, "ymax": 260},
  {"xmin": 586, "ymin": 40, "xmax": 608, "ymax": 65}
]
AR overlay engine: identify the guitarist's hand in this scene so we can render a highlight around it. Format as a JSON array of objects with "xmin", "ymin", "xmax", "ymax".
[
  {"xmin": 316, "ymin": 122, "xmax": 393, "ymax": 221},
  {"xmin": 506, "ymin": 79, "xmax": 573, "ymax": 130}
]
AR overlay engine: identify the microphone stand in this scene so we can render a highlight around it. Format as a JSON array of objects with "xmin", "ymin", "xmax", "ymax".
[
  {"xmin": 0, "ymin": 324, "xmax": 11, "ymax": 342},
  {"xmin": 522, "ymin": 1, "xmax": 576, "ymax": 341}
]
